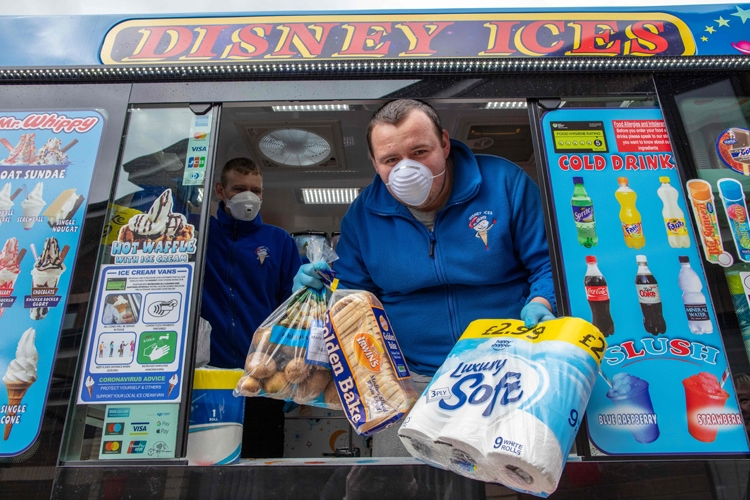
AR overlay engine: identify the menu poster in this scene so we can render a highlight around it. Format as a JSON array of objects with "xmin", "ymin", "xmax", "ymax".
[
  {"xmin": 0, "ymin": 110, "xmax": 104, "ymax": 456},
  {"xmin": 77, "ymin": 264, "xmax": 192, "ymax": 404},
  {"xmin": 541, "ymin": 107, "xmax": 749, "ymax": 455}
]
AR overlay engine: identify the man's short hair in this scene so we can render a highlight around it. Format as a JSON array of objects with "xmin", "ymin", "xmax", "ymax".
[
  {"xmin": 221, "ymin": 157, "xmax": 261, "ymax": 186},
  {"xmin": 734, "ymin": 372, "xmax": 750, "ymax": 389},
  {"xmin": 366, "ymin": 99, "xmax": 443, "ymax": 157}
]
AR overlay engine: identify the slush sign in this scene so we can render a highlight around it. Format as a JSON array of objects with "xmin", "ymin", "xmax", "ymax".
[{"xmin": 100, "ymin": 14, "xmax": 696, "ymax": 64}]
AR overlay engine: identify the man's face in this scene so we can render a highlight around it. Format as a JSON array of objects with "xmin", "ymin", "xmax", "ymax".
[
  {"xmin": 369, "ymin": 109, "xmax": 451, "ymax": 209},
  {"xmin": 215, "ymin": 170, "xmax": 263, "ymax": 212},
  {"xmin": 737, "ymin": 385, "xmax": 750, "ymax": 435}
]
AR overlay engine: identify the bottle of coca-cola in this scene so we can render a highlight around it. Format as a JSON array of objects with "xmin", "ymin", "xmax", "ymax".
[
  {"xmin": 635, "ymin": 255, "xmax": 667, "ymax": 335},
  {"xmin": 584, "ymin": 256, "xmax": 615, "ymax": 336}
]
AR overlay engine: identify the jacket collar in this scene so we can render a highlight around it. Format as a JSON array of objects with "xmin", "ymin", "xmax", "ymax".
[
  {"xmin": 363, "ymin": 139, "xmax": 482, "ymax": 216},
  {"xmin": 215, "ymin": 201, "xmax": 263, "ymax": 234}
]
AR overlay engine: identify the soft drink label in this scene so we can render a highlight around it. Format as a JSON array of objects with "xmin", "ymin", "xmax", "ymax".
[
  {"xmin": 585, "ymin": 285, "xmax": 609, "ymax": 301},
  {"xmin": 636, "ymin": 284, "xmax": 661, "ymax": 304},
  {"xmin": 572, "ymin": 205, "xmax": 594, "ymax": 223},
  {"xmin": 664, "ymin": 218, "xmax": 688, "ymax": 236},
  {"xmin": 622, "ymin": 222, "xmax": 644, "ymax": 239},
  {"xmin": 684, "ymin": 304, "xmax": 710, "ymax": 322}
]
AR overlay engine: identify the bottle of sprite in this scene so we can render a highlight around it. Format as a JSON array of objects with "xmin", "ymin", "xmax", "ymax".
[{"xmin": 571, "ymin": 177, "xmax": 598, "ymax": 248}]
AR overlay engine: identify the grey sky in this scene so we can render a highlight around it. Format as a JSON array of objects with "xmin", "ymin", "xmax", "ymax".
[{"xmin": 4, "ymin": 0, "xmax": 735, "ymax": 16}]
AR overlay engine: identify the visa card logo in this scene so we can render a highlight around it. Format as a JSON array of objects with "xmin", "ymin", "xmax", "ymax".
[
  {"xmin": 190, "ymin": 146, "xmax": 206, "ymax": 152},
  {"xmin": 130, "ymin": 422, "xmax": 149, "ymax": 435},
  {"xmin": 105, "ymin": 422, "xmax": 124, "ymax": 435},
  {"xmin": 127, "ymin": 441, "xmax": 147, "ymax": 454}
]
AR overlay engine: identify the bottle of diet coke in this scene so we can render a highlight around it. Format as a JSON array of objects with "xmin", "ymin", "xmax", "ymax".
[
  {"xmin": 584, "ymin": 256, "xmax": 614, "ymax": 336},
  {"xmin": 635, "ymin": 255, "xmax": 667, "ymax": 335}
]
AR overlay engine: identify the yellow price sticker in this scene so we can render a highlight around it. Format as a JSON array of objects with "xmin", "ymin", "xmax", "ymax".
[{"xmin": 460, "ymin": 317, "xmax": 607, "ymax": 365}]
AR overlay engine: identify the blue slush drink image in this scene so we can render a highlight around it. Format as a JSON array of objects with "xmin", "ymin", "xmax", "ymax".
[{"xmin": 605, "ymin": 373, "xmax": 660, "ymax": 444}]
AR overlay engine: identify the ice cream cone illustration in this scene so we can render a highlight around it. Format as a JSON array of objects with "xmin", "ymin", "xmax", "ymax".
[
  {"xmin": 3, "ymin": 327, "xmax": 37, "ymax": 440},
  {"xmin": 85, "ymin": 376, "xmax": 94, "ymax": 398},
  {"xmin": 113, "ymin": 295, "xmax": 128, "ymax": 315},
  {"xmin": 29, "ymin": 238, "xmax": 68, "ymax": 320},
  {"xmin": 469, "ymin": 215, "xmax": 496, "ymax": 250},
  {"xmin": 21, "ymin": 182, "xmax": 45, "ymax": 230},
  {"xmin": 0, "ymin": 238, "xmax": 25, "ymax": 318},
  {"xmin": 255, "ymin": 246, "xmax": 269, "ymax": 266},
  {"xmin": 168, "ymin": 374, "xmax": 178, "ymax": 397}
]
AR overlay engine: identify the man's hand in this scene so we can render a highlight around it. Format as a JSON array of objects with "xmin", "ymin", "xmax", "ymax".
[
  {"xmin": 292, "ymin": 262, "xmax": 330, "ymax": 292},
  {"xmin": 119, "ymin": 311, "xmax": 135, "ymax": 324},
  {"xmin": 520, "ymin": 300, "xmax": 555, "ymax": 328}
]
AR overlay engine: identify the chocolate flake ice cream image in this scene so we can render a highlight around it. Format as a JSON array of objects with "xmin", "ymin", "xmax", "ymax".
[{"xmin": 117, "ymin": 189, "xmax": 194, "ymax": 244}]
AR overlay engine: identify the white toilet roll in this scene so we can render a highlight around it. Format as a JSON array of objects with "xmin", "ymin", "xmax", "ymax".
[
  {"xmin": 186, "ymin": 423, "xmax": 243, "ymax": 465},
  {"xmin": 482, "ymin": 409, "xmax": 564, "ymax": 496}
]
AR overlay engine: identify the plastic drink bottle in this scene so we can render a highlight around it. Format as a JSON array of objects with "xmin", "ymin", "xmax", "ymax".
[
  {"xmin": 677, "ymin": 256, "xmax": 713, "ymax": 334},
  {"xmin": 616, "ymin": 177, "xmax": 646, "ymax": 249},
  {"xmin": 657, "ymin": 177, "xmax": 690, "ymax": 248},
  {"xmin": 584, "ymin": 256, "xmax": 614, "ymax": 336},
  {"xmin": 571, "ymin": 177, "xmax": 597, "ymax": 248},
  {"xmin": 635, "ymin": 255, "xmax": 666, "ymax": 335}
]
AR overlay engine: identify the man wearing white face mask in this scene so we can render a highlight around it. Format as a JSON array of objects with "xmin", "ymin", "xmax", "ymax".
[
  {"xmin": 296, "ymin": 99, "xmax": 555, "ymax": 373},
  {"xmin": 202, "ymin": 157, "xmax": 301, "ymax": 458}
]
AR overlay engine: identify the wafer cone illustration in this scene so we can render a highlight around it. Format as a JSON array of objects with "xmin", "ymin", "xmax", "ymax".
[
  {"xmin": 3, "ymin": 327, "xmax": 38, "ymax": 440},
  {"xmin": 167, "ymin": 374, "xmax": 178, "ymax": 396},
  {"xmin": 477, "ymin": 230, "xmax": 488, "ymax": 249},
  {"xmin": 4, "ymin": 380, "xmax": 31, "ymax": 440}
]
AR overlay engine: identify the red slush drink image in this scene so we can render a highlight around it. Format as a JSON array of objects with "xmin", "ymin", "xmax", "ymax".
[
  {"xmin": 606, "ymin": 373, "xmax": 660, "ymax": 443},
  {"xmin": 682, "ymin": 372, "xmax": 730, "ymax": 442}
]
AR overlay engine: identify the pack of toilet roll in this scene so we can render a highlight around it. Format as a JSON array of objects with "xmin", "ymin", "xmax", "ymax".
[{"xmin": 398, "ymin": 318, "xmax": 605, "ymax": 497}]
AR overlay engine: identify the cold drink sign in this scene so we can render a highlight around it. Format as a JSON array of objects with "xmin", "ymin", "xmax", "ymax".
[{"xmin": 542, "ymin": 107, "xmax": 748, "ymax": 455}]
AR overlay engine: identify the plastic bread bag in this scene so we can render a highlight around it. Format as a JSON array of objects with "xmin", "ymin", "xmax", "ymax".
[
  {"xmin": 234, "ymin": 239, "xmax": 342, "ymax": 410},
  {"xmin": 397, "ymin": 318, "xmax": 606, "ymax": 498},
  {"xmin": 324, "ymin": 289, "xmax": 419, "ymax": 435}
]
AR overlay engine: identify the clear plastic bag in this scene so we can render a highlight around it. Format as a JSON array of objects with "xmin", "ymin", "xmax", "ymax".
[
  {"xmin": 234, "ymin": 240, "xmax": 342, "ymax": 410},
  {"xmin": 324, "ymin": 289, "xmax": 418, "ymax": 435}
]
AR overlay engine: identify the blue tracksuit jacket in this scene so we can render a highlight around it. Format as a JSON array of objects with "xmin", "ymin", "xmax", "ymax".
[
  {"xmin": 335, "ymin": 140, "xmax": 556, "ymax": 375},
  {"xmin": 201, "ymin": 205, "xmax": 301, "ymax": 369}
]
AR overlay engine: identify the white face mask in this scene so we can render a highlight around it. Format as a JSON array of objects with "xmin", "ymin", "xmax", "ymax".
[
  {"xmin": 386, "ymin": 159, "xmax": 445, "ymax": 207},
  {"xmin": 225, "ymin": 191, "xmax": 261, "ymax": 221}
]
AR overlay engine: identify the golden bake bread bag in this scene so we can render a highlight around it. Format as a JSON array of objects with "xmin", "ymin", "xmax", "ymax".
[
  {"xmin": 234, "ymin": 241, "xmax": 342, "ymax": 410},
  {"xmin": 324, "ymin": 289, "xmax": 418, "ymax": 435}
]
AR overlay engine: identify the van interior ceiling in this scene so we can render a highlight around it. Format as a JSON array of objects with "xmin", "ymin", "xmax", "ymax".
[{"xmin": 213, "ymin": 100, "xmax": 535, "ymax": 236}]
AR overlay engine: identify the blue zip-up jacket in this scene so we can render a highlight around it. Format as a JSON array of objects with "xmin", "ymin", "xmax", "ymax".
[
  {"xmin": 201, "ymin": 204, "xmax": 301, "ymax": 369},
  {"xmin": 335, "ymin": 140, "xmax": 556, "ymax": 376}
]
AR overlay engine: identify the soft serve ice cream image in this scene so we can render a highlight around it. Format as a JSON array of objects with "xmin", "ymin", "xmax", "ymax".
[
  {"xmin": 117, "ymin": 189, "xmax": 194, "ymax": 244},
  {"xmin": 0, "ymin": 238, "xmax": 26, "ymax": 318},
  {"xmin": 20, "ymin": 182, "xmax": 46, "ymax": 230},
  {"xmin": 85, "ymin": 375, "xmax": 95, "ymax": 398},
  {"xmin": 168, "ymin": 374, "xmax": 179, "ymax": 397},
  {"xmin": 0, "ymin": 183, "xmax": 21, "ymax": 224},
  {"xmin": 3, "ymin": 327, "xmax": 38, "ymax": 440},
  {"xmin": 29, "ymin": 237, "xmax": 69, "ymax": 320}
]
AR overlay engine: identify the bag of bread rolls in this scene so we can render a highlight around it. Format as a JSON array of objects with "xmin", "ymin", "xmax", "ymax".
[
  {"xmin": 324, "ymin": 289, "xmax": 419, "ymax": 435},
  {"xmin": 234, "ymin": 241, "xmax": 342, "ymax": 410}
]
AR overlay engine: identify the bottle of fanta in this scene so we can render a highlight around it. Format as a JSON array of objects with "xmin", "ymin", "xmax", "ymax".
[
  {"xmin": 615, "ymin": 177, "xmax": 646, "ymax": 249},
  {"xmin": 657, "ymin": 177, "xmax": 690, "ymax": 248}
]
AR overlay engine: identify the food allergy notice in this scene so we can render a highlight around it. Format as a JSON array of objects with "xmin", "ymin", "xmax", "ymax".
[{"xmin": 77, "ymin": 264, "xmax": 193, "ymax": 404}]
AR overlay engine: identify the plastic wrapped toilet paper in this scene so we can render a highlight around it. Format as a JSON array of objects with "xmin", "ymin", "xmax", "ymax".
[
  {"xmin": 187, "ymin": 368, "xmax": 245, "ymax": 465},
  {"xmin": 399, "ymin": 318, "xmax": 605, "ymax": 497}
]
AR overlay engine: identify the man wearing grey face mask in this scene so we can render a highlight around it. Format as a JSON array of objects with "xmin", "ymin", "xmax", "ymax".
[
  {"xmin": 295, "ymin": 100, "xmax": 555, "ymax": 458},
  {"xmin": 201, "ymin": 157, "xmax": 301, "ymax": 458}
]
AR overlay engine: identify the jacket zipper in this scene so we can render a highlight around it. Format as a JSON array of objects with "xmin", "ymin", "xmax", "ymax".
[
  {"xmin": 378, "ymin": 209, "xmax": 461, "ymax": 342},
  {"xmin": 229, "ymin": 223, "xmax": 238, "ymax": 365}
]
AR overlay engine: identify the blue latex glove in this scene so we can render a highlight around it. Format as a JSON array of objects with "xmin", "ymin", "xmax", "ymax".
[
  {"xmin": 292, "ymin": 261, "xmax": 331, "ymax": 292},
  {"xmin": 520, "ymin": 301, "xmax": 555, "ymax": 328}
]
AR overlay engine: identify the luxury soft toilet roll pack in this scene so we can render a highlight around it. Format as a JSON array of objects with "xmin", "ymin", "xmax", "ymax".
[{"xmin": 398, "ymin": 318, "xmax": 605, "ymax": 497}]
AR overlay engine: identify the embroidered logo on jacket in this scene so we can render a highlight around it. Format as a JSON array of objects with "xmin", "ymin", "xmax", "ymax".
[
  {"xmin": 255, "ymin": 246, "xmax": 269, "ymax": 265},
  {"xmin": 469, "ymin": 212, "xmax": 496, "ymax": 250}
]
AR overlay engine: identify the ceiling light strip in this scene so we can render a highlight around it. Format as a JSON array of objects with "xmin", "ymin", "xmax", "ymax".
[{"xmin": 302, "ymin": 188, "xmax": 359, "ymax": 205}]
